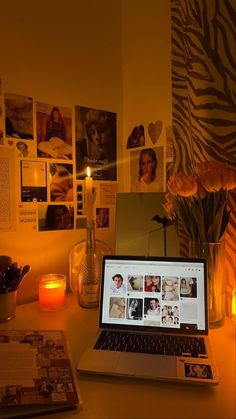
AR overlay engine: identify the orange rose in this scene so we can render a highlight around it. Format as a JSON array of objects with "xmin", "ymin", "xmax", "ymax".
[
  {"xmin": 222, "ymin": 169, "xmax": 236, "ymax": 190},
  {"xmin": 196, "ymin": 179, "xmax": 207, "ymax": 199},
  {"xmin": 196, "ymin": 161, "xmax": 225, "ymax": 192},
  {"xmin": 167, "ymin": 172, "xmax": 198, "ymax": 197},
  {"xmin": 164, "ymin": 161, "xmax": 232, "ymax": 243},
  {"xmin": 167, "ymin": 173, "xmax": 179, "ymax": 195}
]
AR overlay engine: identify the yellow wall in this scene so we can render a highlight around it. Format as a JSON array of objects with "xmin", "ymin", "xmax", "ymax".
[
  {"xmin": 0, "ymin": 0, "xmax": 122, "ymax": 302},
  {"xmin": 0, "ymin": 0, "xmax": 171, "ymax": 302},
  {"xmin": 121, "ymin": 0, "xmax": 171, "ymax": 189}
]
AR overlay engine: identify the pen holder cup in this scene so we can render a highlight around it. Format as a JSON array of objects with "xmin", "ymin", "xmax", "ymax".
[{"xmin": 0, "ymin": 291, "xmax": 17, "ymax": 323}]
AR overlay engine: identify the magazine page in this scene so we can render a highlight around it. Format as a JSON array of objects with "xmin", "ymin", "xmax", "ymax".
[{"xmin": 0, "ymin": 330, "xmax": 79, "ymax": 411}]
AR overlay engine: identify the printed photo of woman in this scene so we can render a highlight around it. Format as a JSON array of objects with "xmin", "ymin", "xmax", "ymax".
[
  {"xmin": 36, "ymin": 102, "xmax": 72, "ymax": 159},
  {"xmin": 130, "ymin": 147, "xmax": 164, "ymax": 192}
]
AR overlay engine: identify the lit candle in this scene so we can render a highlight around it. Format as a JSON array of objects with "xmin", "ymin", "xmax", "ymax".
[
  {"xmin": 85, "ymin": 167, "xmax": 93, "ymax": 222},
  {"xmin": 232, "ymin": 287, "xmax": 236, "ymax": 317},
  {"xmin": 39, "ymin": 274, "xmax": 66, "ymax": 311}
]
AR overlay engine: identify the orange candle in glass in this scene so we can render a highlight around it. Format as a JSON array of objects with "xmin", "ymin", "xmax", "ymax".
[{"xmin": 39, "ymin": 274, "xmax": 66, "ymax": 311}]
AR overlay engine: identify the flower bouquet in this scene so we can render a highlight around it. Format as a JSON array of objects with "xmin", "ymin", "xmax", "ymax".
[{"xmin": 163, "ymin": 161, "xmax": 236, "ymax": 327}]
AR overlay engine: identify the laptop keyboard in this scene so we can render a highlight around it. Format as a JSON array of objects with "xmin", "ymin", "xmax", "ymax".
[{"xmin": 94, "ymin": 330, "xmax": 207, "ymax": 358}]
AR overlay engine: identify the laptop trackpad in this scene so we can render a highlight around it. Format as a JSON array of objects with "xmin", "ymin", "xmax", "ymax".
[
  {"xmin": 78, "ymin": 350, "xmax": 177, "ymax": 379},
  {"xmin": 78, "ymin": 350, "xmax": 121, "ymax": 373},
  {"xmin": 116, "ymin": 353, "xmax": 177, "ymax": 379}
]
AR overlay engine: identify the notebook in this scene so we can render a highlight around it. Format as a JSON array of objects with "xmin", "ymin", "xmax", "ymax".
[
  {"xmin": 77, "ymin": 255, "xmax": 219, "ymax": 385},
  {"xmin": 0, "ymin": 330, "xmax": 80, "ymax": 418}
]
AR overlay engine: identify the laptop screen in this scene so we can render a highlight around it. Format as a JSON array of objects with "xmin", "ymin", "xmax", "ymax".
[{"xmin": 100, "ymin": 256, "xmax": 208, "ymax": 334}]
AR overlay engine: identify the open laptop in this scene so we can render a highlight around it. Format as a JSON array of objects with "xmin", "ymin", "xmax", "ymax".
[{"xmin": 77, "ymin": 255, "xmax": 219, "ymax": 385}]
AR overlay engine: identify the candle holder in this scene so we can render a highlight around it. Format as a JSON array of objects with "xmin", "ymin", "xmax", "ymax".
[{"xmin": 38, "ymin": 274, "xmax": 66, "ymax": 311}]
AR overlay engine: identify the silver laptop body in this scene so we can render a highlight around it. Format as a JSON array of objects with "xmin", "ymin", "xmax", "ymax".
[{"xmin": 77, "ymin": 255, "xmax": 219, "ymax": 385}]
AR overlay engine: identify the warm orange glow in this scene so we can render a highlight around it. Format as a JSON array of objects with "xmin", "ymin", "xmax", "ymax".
[
  {"xmin": 232, "ymin": 288, "xmax": 236, "ymax": 316},
  {"xmin": 86, "ymin": 166, "xmax": 91, "ymax": 177},
  {"xmin": 44, "ymin": 281, "xmax": 62, "ymax": 289},
  {"xmin": 39, "ymin": 274, "xmax": 65, "ymax": 310},
  {"xmin": 34, "ymin": 169, "xmax": 38, "ymax": 182}
]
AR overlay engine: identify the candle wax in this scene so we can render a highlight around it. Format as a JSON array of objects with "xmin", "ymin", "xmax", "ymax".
[
  {"xmin": 85, "ymin": 171, "xmax": 93, "ymax": 222},
  {"xmin": 39, "ymin": 280, "xmax": 65, "ymax": 310}
]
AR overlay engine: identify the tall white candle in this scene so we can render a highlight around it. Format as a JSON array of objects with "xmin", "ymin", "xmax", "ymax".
[{"xmin": 85, "ymin": 167, "xmax": 93, "ymax": 222}]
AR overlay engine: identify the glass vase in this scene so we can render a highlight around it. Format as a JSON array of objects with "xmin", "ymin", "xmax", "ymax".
[
  {"xmin": 69, "ymin": 220, "xmax": 111, "ymax": 308},
  {"xmin": 189, "ymin": 241, "xmax": 225, "ymax": 329}
]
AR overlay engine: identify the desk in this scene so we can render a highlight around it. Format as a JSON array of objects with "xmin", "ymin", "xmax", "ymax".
[{"xmin": 0, "ymin": 294, "xmax": 235, "ymax": 419}]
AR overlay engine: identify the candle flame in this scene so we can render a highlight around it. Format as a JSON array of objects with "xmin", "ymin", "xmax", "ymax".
[
  {"xmin": 45, "ymin": 282, "xmax": 62, "ymax": 289},
  {"xmin": 86, "ymin": 167, "xmax": 91, "ymax": 177}
]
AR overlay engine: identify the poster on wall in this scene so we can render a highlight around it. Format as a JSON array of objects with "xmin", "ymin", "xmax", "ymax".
[
  {"xmin": 17, "ymin": 203, "xmax": 37, "ymax": 232},
  {"xmin": 21, "ymin": 160, "xmax": 47, "ymax": 202},
  {"xmin": 75, "ymin": 105, "xmax": 117, "ymax": 181},
  {"xmin": 38, "ymin": 203, "xmax": 74, "ymax": 231},
  {"xmin": 36, "ymin": 102, "xmax": 72, "ymax": 160},
  {"xmin": 100, "ymin": 182, "xmax": 118, "ymax": 205},
  {"xmin": 96, "ymin": 207, "xmax": 109, "ymax": 228},
  {"xmin": 15, "ymin": 139, "xmax": 35, "ymax": 158},
  {"xmin": 0, "ymin": 148, "xmax": 16, "ymax": 231},
  {"xmin": 147, "ymin": 120, "xmax": 163, "ymax": 146},
  {"xmin": 49, "ymin": 163, "xmax": 73, "ymax": 202},
  {"xmin": 126, "ymin": 125, "xmax": 145, "ymax": 149},
  {"xmin": 5, "ymin": 93, "xmax": 34, "ymax": 139},
  {"xmin": 76, "ymin": 183, "xmax": 84, "ymax": 216},
  {"xmin": 130, "ymin": 146, "xmax": 164, "ymax": 192}
]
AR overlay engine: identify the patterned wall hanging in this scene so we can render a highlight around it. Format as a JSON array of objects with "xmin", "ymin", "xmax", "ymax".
[{"xmin": 171, "ymin": 0, "xmax": 236, "ymax": 315}]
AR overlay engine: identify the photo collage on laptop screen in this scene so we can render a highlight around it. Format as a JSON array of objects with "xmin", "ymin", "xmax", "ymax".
[{"xmin": 101, "ymin": 258, "xmax": 206, "ymax": 331}]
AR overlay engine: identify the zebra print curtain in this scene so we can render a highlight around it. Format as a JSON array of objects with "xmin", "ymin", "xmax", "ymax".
[{"xmin": 171, "ymin": 0, "xmax": 236, "ymax": 315}]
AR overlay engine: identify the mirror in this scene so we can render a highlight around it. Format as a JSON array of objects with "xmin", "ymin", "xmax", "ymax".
[{"xmin": 115, "ymin": 193, "xmax": 179, "ymax": 257}]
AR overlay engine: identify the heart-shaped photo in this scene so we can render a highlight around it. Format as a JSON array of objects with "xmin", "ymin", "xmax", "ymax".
[
  {"xmin": 148, "ymin": 120, "xmax": 163, "ymax": 144},
  {"xmin": 8, "ymin": 140, "xmax": 14, "ymax": 146}
]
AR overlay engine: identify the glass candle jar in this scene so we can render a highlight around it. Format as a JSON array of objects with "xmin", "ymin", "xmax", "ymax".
[{"xmin": 39, "ymin": 274, "xmax": 66, "ymax": 311}]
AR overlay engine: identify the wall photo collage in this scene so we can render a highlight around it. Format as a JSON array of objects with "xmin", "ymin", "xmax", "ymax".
[
  {"xmin": 0, "ymin": 77, "xmax": 172, "ymax": 234},
  {"xmin": 0, "ymin": 77, "xmax": 118, "ymax": 233}
]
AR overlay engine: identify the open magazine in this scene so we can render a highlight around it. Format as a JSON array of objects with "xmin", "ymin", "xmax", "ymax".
[{"xmin": 0, "ymin": 330, "xmax": 80, "ymax": 418}]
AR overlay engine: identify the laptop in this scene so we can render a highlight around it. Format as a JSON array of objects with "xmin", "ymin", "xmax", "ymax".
[{"xmin": 77, "ymin": 255, "xmax": 219, "ymax": 385}]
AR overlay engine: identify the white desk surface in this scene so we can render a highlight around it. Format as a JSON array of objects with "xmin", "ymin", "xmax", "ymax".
[{"xmin": 0, "ymin": 294, "xmax": 235, "ymax": 419}]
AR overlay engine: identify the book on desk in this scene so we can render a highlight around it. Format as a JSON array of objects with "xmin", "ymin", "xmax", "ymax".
[{"xmin": 0, "ymin": 330, "xmax": 80, "ymax": 418}]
